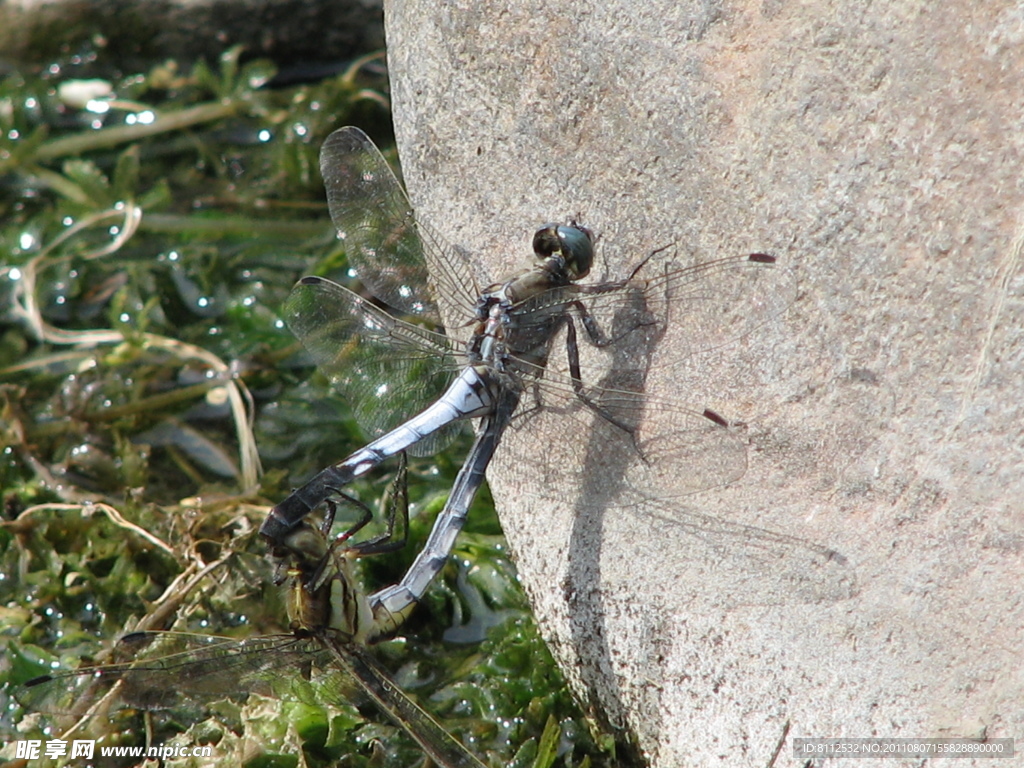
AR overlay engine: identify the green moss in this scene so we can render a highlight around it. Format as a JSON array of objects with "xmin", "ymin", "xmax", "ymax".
[{"xmin": 0, "ymin": 38, "xmax": 622, "ymax": 768}]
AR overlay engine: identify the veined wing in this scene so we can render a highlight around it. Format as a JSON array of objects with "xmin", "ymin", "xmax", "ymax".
[
  {"xmin": 283, "ymin": 275, "xmax": 463, "ymax": 455},
  {"xmin": 18, "ymin": 630, "xmax": 486, "ymax": 768},
  {"xmin": 17, "ymin": 631, "xmax": 324, "ymax": 723},
  {"xmin": 508, "ymin": 252, "xmax": 794, "ymax": 371},
  {"xmin": 320, "ymin": 127, "xmax": 480, "ymax": 329},
  {"xmin": 501, "ymin": 253, "xmax": 796, "ymax": 499},
  {"xmin": 321, "ymin": 632, "xmax": 488, "ymax": 768}
]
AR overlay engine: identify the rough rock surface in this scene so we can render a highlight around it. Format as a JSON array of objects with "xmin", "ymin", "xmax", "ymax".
[{"xmin": 386, "ymin": 1, "xmax": 1022, "ymax": 765}]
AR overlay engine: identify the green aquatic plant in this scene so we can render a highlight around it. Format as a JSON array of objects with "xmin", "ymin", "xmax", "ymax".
[{"xmin": 0, "ymin": 41, "xmax": 619, "ymax": 768}]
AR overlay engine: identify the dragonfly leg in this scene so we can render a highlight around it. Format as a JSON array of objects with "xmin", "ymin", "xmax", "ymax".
[
  {"xmin": 270, "ymin": 459, "xmax": 406, "ymax": 585},
  {"xmin": 572, "ymin": 296, "xmax": 620, "ymax": 347},
  {"xmin": 563, "ymin": 313, "xmax": 642, "ymax": 437},
  {"xmin": 624, "ymin": 241, "xmax": 676, "ymax": 281},
  {"xmin": 268, "ymin": 489, "xmax": 371, "ymax": 554},
  {"xmin": 320, "ymin": 493, "xmax": 369, "ymax": 539},
  {"xmin": 336, "ymin": 452, "xmax": 410, "ymax": 559},
  {"xmin": 316, "ymin": 451, "xmax": 411, "ymax": 548},
  {"xmin": 571, "ymin": 243, "xmax": 675, "ymax": 348},
  {"xmin": 584, "ymin": 292, "xmax": 661, "ymax": 347}
]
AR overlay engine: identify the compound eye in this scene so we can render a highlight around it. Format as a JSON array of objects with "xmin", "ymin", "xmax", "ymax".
[
  {"xmin": 532, "ymin": 223, "xmax": 595, "ymax": 279},
  {"xmin": 556, "ymin": 224, "xmax": 594, "ymax": 279},
  {"xmin": 532, "ymin": 223, "xmax": 562, "ymax": 258}
]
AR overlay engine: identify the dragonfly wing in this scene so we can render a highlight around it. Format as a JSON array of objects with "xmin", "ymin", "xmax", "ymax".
[
  {"xmin": 17, "ymin": 632, "xmax": 318, "ymax": 718},
  {"xmin": 620, "ymin": 254, "xmax": 794, "ymax": 493},
  {"xmin": 624, "ymin": 404, "xmax": 748, "ymax": 497},
  {"xmin": 499, "ymin": 253, "xmax": 794, "ymax": 495},
  {"xmin": 283, "ymin": 275, "xmax": 463, "ymax": 456},
  {"xmin": 507, "ymin": 252, "xmax": 795, "ymax": 361},
  {"xmin": 629, "ymin": 503, "xmax": 858, "ymax": 607},
  {"xmin": 599, "ymin": 252, "xmax": 795, "ymax": 359},
  {"xmin": 320, "ymin": 127, "xmax": 479, "ymax": 328},
  {"xmin": 320, "ymin": 634, "xmax": 488, "ymax": 768}
]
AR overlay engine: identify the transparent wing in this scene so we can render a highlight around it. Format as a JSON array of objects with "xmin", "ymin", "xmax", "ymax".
[
  {"xmin": 283, "ymin": 275, "xmax": 463, "ymax": 456},
  {"xmin": 625, "ymin": 251, "xmax": 795, "ymax": 359},
  {"xmin": 18, "ymin": 630, "xmax": 486, "ymax": 768},
  {"xmin": 324, "ymin": 636, "xmax": 488, "ymax": 768},
  {"xmin": 509, "ymin": 253, "xmax": 794, "ymax": 368},
  {"xmin": 624, "ymin": 406, "xmax": 749, "ymax": 497},
  {"xmin": 22, "ymin": 630, "xmax": 485, "ymax": 768},
  {"xmin": 504, "ymin": 255, "xmax": 796, "ymax": 498},
  {"xmin": 627, "ymin": 504, "xmax": 859, "ymax": 607},
  {"xmin": 320, "ymin": 127, "xmax": 479, "ymax": 328},
  {"xmin": 16, "ymin": 631, "xmax": 324, "ymax": 720}
]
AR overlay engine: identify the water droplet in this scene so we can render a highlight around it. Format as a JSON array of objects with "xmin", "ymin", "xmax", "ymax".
[{"xmin": 58, "ymin": 78, "xmax": 112, "ymax": 110}]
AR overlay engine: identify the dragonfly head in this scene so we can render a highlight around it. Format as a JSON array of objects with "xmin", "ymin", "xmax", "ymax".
[
  {"xmin": 533, "ymin": 222, "xmax": 594, "ymax": 281},
  {"xmin": 266, "ymin": 520, "xmax": 331, "ymax": 587}
]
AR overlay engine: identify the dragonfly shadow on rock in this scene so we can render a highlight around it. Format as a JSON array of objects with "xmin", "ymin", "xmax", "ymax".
[
  {"xmin": 538, "ymin": 251, "xmax": 851, "ymax": 752},
  {"xmin": 626, "ymin": 502, "xmax": 857, "ymax": 607},
  {"xmin": 553, "ymin": 270, "xmax": 696, "ymax": 751}
]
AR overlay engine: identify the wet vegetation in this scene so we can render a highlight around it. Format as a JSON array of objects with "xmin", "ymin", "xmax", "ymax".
[{"xmin": 0, "ymin": 38, "xmax": 622, "ymax": 768}]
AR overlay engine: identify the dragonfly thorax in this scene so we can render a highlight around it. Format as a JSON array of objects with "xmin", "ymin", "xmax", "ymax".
[{"xmin": 282, "ymin": 526, "xmax": 376, "ymax": 644}]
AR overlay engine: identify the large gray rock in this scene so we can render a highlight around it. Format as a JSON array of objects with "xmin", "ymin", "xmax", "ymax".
[{"xmin": 387, "ymin": 1, "xmax": 1022, "ymax": 765}]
